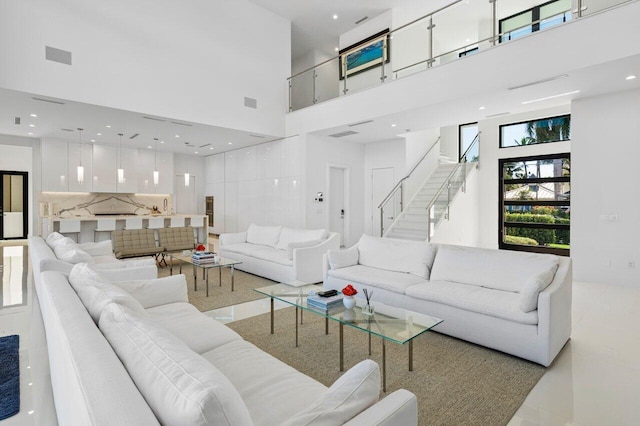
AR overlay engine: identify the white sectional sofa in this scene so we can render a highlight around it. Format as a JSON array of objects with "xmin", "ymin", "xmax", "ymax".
[
  {"xmin": 220, "ymin": 224, "xmax": 341, "ymax": 283},
  {"xmin": 30, "ymin": 244, "xmax": 419, "ymax": 425},
  {"xmin": 323, "ymin": 235, "xmax": 572, "ymax": 367}
]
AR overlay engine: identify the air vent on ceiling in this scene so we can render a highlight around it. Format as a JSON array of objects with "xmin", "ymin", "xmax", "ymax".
[
  {"xmin": 355, "ymin": 16, "xmax": 369, "ymax": 24},
  {"xmin": 199, "ymin": 143, "xmax": 211, "ymax": 148},
  {"xmin": 142, "ymin": 116, "xmax": 166, "ymax": 122},
  {"xmin": 507, "ymin": 74, "xmax": 568, "ymax": 91},
  {"xmin": 348, "ymin": 120, "xmax": 373, "ymax": 127},
  {"xmin": 329, "ymin": 130, "xmax": 358, "ymax": 138},
  {"xmin": 171, "ymin": 121, "xmax": 192, "ymax": 127},
  {"xmin": 485, "ymin": 112, "xmax": 510, "ymax": 118},
  {"xmin": 244, "ymin": 97, "xmax": 258, "ymax": 109},
  {"xmin": 250, "ymin": 134, "xmax": 265, "ymax": 138},
  {"xmin": 32, "ymin": 97, "xmax": 65, "ymax": 105},
  {"xmin": 14, "ymin": 117, "xmax": 20, "ymax": 125},
  {"xmin": 45, "ymin": 46, "xmax": 72, "ymax": 65},
  {"xmin": 61, "ymin": 128, "xmax": 74, "ymax": 132},
  {"xmin": 129, "ymin": 133, "xmax": 140, "ymax": 139}
]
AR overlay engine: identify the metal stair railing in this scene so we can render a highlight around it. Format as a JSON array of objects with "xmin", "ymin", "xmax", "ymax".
[{"xmin": 377, "ymin": 137, "xmax": 440, "ymax": 236}]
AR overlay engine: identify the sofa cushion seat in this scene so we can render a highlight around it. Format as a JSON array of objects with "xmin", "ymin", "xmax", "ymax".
[
  {"xmin": 116, "ymin": 247, "xmax": 163, "ymax": 258},
  {"xmin": 201, "ymin": 339, "xmax": 327, "ymax": 426},
  {"xmin": 251, "ymin": 246, "xmax": 294, "ymax": 266},
  {"xmin": 328, "ymin": 265, "xmax": 428, "ymax": 294},
  {"xmin": 222, "ymin": 242, "xmax": 266, "ymax": 257},
  {"xmin": 92, "ymin": 255, "xmax": 119, "ymax": 264},
  {"xmin": 146, "ymin": 303, "xmax": 242, "ymax": 354},
  {"xmin": 405, "ymin": 281, "xmax": 539, "ymax": 325}
]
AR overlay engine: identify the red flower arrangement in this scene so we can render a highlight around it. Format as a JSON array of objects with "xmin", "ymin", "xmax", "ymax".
[
  {"xmin": 342, "ymin": 284, "xmax": 358, "ymax": 296},
  {"xmin": 195, "ymin": 244, "xmax": 206, "ymax": 252}
]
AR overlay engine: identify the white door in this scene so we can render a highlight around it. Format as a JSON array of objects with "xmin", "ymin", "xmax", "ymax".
[
  {"xmin": 329, "ymin": 167, "xmax": 346, "ymax": 247},
  {"xmin": 372, "ymin": 168, "xmax": 395, "ymax": 237},
  {"xmin": 1, "ymin": 173, "xmax": 26, "ymax": 239},
  {"xmin": 174, "ymin": 175, "xmax": 196, "ymax": 214}
]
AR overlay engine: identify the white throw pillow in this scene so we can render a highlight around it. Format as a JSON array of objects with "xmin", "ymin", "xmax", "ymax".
[
  {"xmin": 69, "ymin": 263, "xmax": 145, "ymax": 323},
  {"xmin": 328, "ymin": 246, "xmax": 359, "ymax": 270},
  {"xmin": 357, "ymin": 234, "xmax": 435, "ymax": 279},
  {"xmin": 282, "ymin": 359, "xmax": 380, "ymax": 425},
  {"xmin": 79, "ymin": 240, "xmax": 114, "ymax": 257},
  {"xmin": 54, "ymin": 244, "xmax": 94, "ymax": 264},
  {"xmin": 113, "ymin": 275, "xmax": 188, "ymax": 308},
  {"xmin": 430, "ymin": 245, "xmax": 560, "ymax": 293},
  {"xmin": 287, "ymin": 239, "xmax": 323, "ymax": 260},
  {"xmin": 99, "ymin": 303, "xmax": 254, "ymax": 426},
  {"xmin": 48, "ymin": 236, "xmax": 76, "ymax": 250},
  {"xmin": 276, "ymin": 227, "xmax": 327, "ymax": 250},
  {"xmin": 519, "ymin": 268, "xmax": 557, "ymax": 312},
  {"xmin": 45, "ymin": 232, "xmax": 65, "ymax": 247},
  {"xmin": 246, "ymin": 223, "xmax": 282, "ymax": 248}
]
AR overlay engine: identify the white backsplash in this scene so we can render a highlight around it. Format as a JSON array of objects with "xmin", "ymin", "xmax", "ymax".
[{"xmin": 39, "ymin": 193, "xmax": 173, "ymax": 218}]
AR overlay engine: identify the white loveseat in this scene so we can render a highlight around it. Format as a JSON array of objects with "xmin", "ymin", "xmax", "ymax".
[
  {"xmin": 323, "ymin": 235, "xmax": 572, "ymax": 367},
  {"xmin": 30, "ymin": 250, "xmax": 419, "ymax": 425},
  {"xmin": 220, "ymin": 224, "xmax": 341, "ymax": 283}
]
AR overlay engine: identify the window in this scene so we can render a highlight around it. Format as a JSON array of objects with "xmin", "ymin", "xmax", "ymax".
[
  {"xmin": 499, "ymin": 0, "xmax": 572, "ymax": 42},
  {"xmin": 459, "ymin": 122, "xmax": 479, "ymax": 162},
  {"xmin": 500, "ymin": 114, "xmax": 570, "ymax": 148},
  {"xmin": 499, "ymin": 153, "xmax": 570, "ymax": 255},
  {"xmin": 458, "ymin": 47, "xmax": 479, "ymax": 58}
]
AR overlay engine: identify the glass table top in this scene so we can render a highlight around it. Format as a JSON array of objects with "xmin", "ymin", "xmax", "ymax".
[
  {"xmin": 255, "ymin": 284, "xmax": 443, "ymax": 345},
  {"xmin": 169, "ymin": 253, "xmax": 242, "ymax": 269}
]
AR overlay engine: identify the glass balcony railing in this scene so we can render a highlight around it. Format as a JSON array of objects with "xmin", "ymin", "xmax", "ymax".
[{"xmin": 288, "ymin": 0, "xmax": 630, "ymax": 112}]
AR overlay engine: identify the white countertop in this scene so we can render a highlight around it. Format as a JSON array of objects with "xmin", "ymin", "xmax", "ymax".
[{"xmin": 45, "ymin": 214, "xmax": 206, "ymax": 221}]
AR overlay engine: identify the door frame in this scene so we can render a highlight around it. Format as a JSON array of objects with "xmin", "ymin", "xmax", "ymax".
[
  {"xmin": 326, "ymin": 164, "xmax": 350, "ymax": 247},
  {"xmin": 0, "ymin": 170, "xmax": 29, "ymax": 240}
]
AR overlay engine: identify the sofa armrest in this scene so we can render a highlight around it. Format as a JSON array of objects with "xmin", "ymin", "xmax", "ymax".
[
  {"xmin": 113, "ymin": 274, "xmax": 189, "ymax": 308},
  {"xmin": 219, "ymin": 231, "xmax": 247, "ymax": 246},
  {"xmin": 293, "ymin": 233, "xmax": 341, "ymax": 283},
  {"xmin": 537, "ymin": 257, "xmax": 572, "ymax": 366},
  {"xmin": 344, "ymin": 389, "xmax": 417, "ymax": 426},
  {"xmin": 90, "ymin": 265, "xmax": 158, "ymax": 282},
  {"xmin": 40, "ymin": 258, "xmax": 73, "ymax": 276}
]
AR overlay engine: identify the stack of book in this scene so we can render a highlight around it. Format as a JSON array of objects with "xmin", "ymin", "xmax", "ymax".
[
  {"xmin": 307, "ymin": 294, "xmax": 343, "ymax": 312},
  {"xmin": 191, "ymin": 251, "xmax": 218, "ymax": 265}
]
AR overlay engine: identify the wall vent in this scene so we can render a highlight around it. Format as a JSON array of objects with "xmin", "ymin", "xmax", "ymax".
[
  {"xmin": 485, "ymin": 112, "xmax": 510, "ymax": 118},
  {"xmin": 507, "ymin": 74, "xmax": 568, "ymax": 90},
  {"xmin": 199, "ymin": 143, "xmax": 211, "ymax": 148},
  {"xmin": 171, "ymin": 121, "xmax": 192, "ymax": 127},
  {"xmin": 329, "ymin": 130, "xmax": 358, "ymax": 138},
  {"xmin": 32, "ymin": 97, "xmax": 65, "ymax": 105},
  {"xmin": 129, "ymin": 133, "xmax": 140, "ymax": 139},
  {"xmin": 244, "ymin": 97, "xmax": 258, "ymax": 109},
  {"xmin": 61, "ymin": 128, "xmax": 74, "ymax": 132},
  {"xmin": 45, "ymin": 46, "xmax": 72, "ymax": 65},
  {"xmin": 14, "ymin": 117, "xmax": 20, "ymax": 125},
  {"xmin": 250, "ymin": 134, "xmax": 265, "ymax": 138},
  {"xmin": 355, "ymin": 16, "xmax": 369, "ymax": 24},
  {"xmin": 142, "ymin": 116, "xmax": 166, "ymax": 122}
]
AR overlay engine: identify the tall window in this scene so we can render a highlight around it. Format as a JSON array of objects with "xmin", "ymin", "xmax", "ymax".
[
  {"xmin": 499, "ymin": 153, "xmax": 570, "ymax": 255},
  {"xmin": 500, "ymin": 114, "xmax": 570, "ymax": 148},
  {"xmin": 500, "ymin": 0, "xmax": 572, "ymax": 42},
  {"xmin": 459, "ymin": 122, "xmax": 479, "ymax": 162}
]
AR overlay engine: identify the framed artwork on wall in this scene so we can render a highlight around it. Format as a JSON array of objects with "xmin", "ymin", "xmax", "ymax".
[{"xmin": 339, "ymin": 29, "xmax": 390, "ymax": 80}]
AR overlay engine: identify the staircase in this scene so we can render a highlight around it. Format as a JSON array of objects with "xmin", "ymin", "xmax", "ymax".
[{"xmin": 385, "ymin": 162, "xmax": 461, "ymax": 241}]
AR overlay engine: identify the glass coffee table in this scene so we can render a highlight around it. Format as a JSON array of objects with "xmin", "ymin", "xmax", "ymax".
[
  {"xmin": 169, "ymin": 253, "xmax": 242, "ymax": 296},
  {"xmin": 255, "ymin": 283, "xmax": 443, "ymax": 391}
]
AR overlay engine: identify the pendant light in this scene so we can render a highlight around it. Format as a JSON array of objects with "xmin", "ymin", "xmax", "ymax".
[
  {"xmin": 77, "ymin": 128, "xmax": 84, "ymax": 184},
  {"xmin": 117, "ymin": 133, "xmax": 125, "ymax": 184},
  {"xmin": 153, "ymin": 138, "xmax": 159, "ymax": 186},
  {"xmin": 184, "ymin": 142, "xmax": 190, "ymax": 187}
]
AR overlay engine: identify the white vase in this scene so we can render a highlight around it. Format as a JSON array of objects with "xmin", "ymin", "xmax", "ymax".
[{"xmin": 343, "ymin": 296, "xmax": 356, "ymax": 309}]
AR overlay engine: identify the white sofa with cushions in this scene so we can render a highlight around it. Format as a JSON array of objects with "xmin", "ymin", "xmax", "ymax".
[
  {"xmin": 323, "ymin": 234, "xmax": 572, "ymax": 367},
  {"xmin": 220, "ymin": 224, "xmax": 341, "ymax": 283},
  {"xmin": 31, "ymin": 256, "xmax": 418, "ymax": 425}
]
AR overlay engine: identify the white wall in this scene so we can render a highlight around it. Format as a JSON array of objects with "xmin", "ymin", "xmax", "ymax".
[
  {"xmin": 305, "ymin": 134, "xmax": 365, "ymax": 247},
  {"xmin": 290, "ymin": 49, "xmax": 339, "ymax": 111},
  {"xmin": 363, "ymin": 139, "xmax": 406, "ymax": 235},
  {"xmin": 440, "ymin": 125, "xmax": 459, "ymax": 161},
  {"xmin": 572, "ymin": 89, "xmax": 640, "ymax": 287},
  {"xmin": 205, "ymin": 153, "xmax": 225, "ymax": 234},
  {"xmin": 0, "ymin": 0, "xmax": 291, "ymax": 136},
  {"xmin": 476, "ymin": 105, "xmax": 571, "ymax": 249},
  {"xmin": 403, "ymin": 128, "xmax": 440, "ymax": 203},
  {"xmin": 0, "ymin": 134, "xmax": 40, "ymax": 237}
]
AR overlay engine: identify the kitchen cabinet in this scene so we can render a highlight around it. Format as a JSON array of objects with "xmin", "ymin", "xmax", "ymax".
[
  {"xmin": 41, "ymin": 139, "xmax": 69, "ymax": 192},
  {"xmin": 68, "ymin": 142, "xmax": 93, "ymax": 193},
  {"xmin": 116, "ymin": 147, "xmax": 139, "ymax": 193},
  {"xmin": 137, "ymin": 150, "xmax": 173, "ymax": 194},
  {"xmin": 92, "ymin": 144, "xmax": 117, "ymax": 193}
]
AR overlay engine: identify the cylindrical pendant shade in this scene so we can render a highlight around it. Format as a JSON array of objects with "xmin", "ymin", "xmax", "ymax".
[
  {"xmin": 77, "ymin": 165, "xmax": 84, "ymax": 184},
  {"xmin": 184, "ymin": 172, "xmax": 190, "ymax": 187},
  {"xmin": 117, "ymin": 168, "xmax": 125, "ymax": 184},
  {"xmin": 153, "ymin": 170, "xmax": 159, "ymax": 186}
]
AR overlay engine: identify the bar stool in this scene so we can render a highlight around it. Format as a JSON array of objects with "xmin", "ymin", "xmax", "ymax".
[
  {"xmin": 189, "ymin": 216, "xmax": 204, "ymax": 244},
  {"xmin": 170, "ymin": 217, "xmax": 185, "ymax": 228},
  {"xmin": 94, "ymin": 219, "xmax": 116, "ymax": 242},
  {"xmin": 59, "ymin": 219, "xmax": 82, "ymax": 242},
  {"xmin": 124, "ymin": 217, "xmax": 143, "ymax": 230}
]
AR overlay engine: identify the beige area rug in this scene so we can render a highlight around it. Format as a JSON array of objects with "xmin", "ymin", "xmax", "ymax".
[
  {"xmin": 157, "ymin": 265, "xmax": 276, "ymax": 312},
  {"xmin": 228, "ymin": 308, "xmax": 545, "ymax": 426}
]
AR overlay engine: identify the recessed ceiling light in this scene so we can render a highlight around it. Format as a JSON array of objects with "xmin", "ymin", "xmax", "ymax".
[
  {"xmin": 391, "ymin": 124, "xmax": 397, "ymax": 127},
  {"xmin": 175, "ymin": 135, "xmax": 180, "ymax": 138},
  {"xmin": 29, "ymin": 124, "xmax": 35, "ymax": 127},
  {"xmin": 90, "ymin": 139, "xmax": 96, "ymax": 142},
  {"xmin": 521, "ymin": 90, "xmax": 581, "ymax": 105},
  {"xmin": 105, "ymin": 125, "xmax": 111, "ymax": 128},
  {"xmin": 210, "ymin": 147, "xmax": 214, "ymax": 150},
  {"xmin": 148, "ymin": 145, "xmax": 152, "ymax": 149},
  {"xmin": 332, "ymin": 14, "xmax": 338, "ymax": 20},
  {"xmin": 228, "ymin": 142, "xmax": 232, "ymax": 145},
  {"xmin": 479, "ymin": 106, "xmax": 486, "ymax": 110},
  {"xmin": 626, "ymin": 75, "xmax": 637, "ymax": 80},
  {"xmin": 195, "ymin": 151, "xmax": 198, "ymax": 154},
  {"xmin": 97, "ymin": 133, "xmax": 102, "ymax": 136},
  {"xmin": 28, "ymin": 132, "xmax": 33, "ymax": 135},
  {"xmin": 30, "ymin": 113, "xmax": 38, "ymax": 117},
  {"xmin": 465, "ymin": 38, "xmax": 470, "ymax": 43},
  {"xmin": 160, "ymin": 141, "xmax": 164, "ymax": 144},
  {"xmin": 334, "ymin": 47, "xmax": 339, "ymax": 52}
]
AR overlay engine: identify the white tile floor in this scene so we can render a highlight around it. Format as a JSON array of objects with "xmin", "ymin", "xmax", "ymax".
[{"xmin": 1, "ymin": 240, "xmax": 639, "ymax": 425}]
